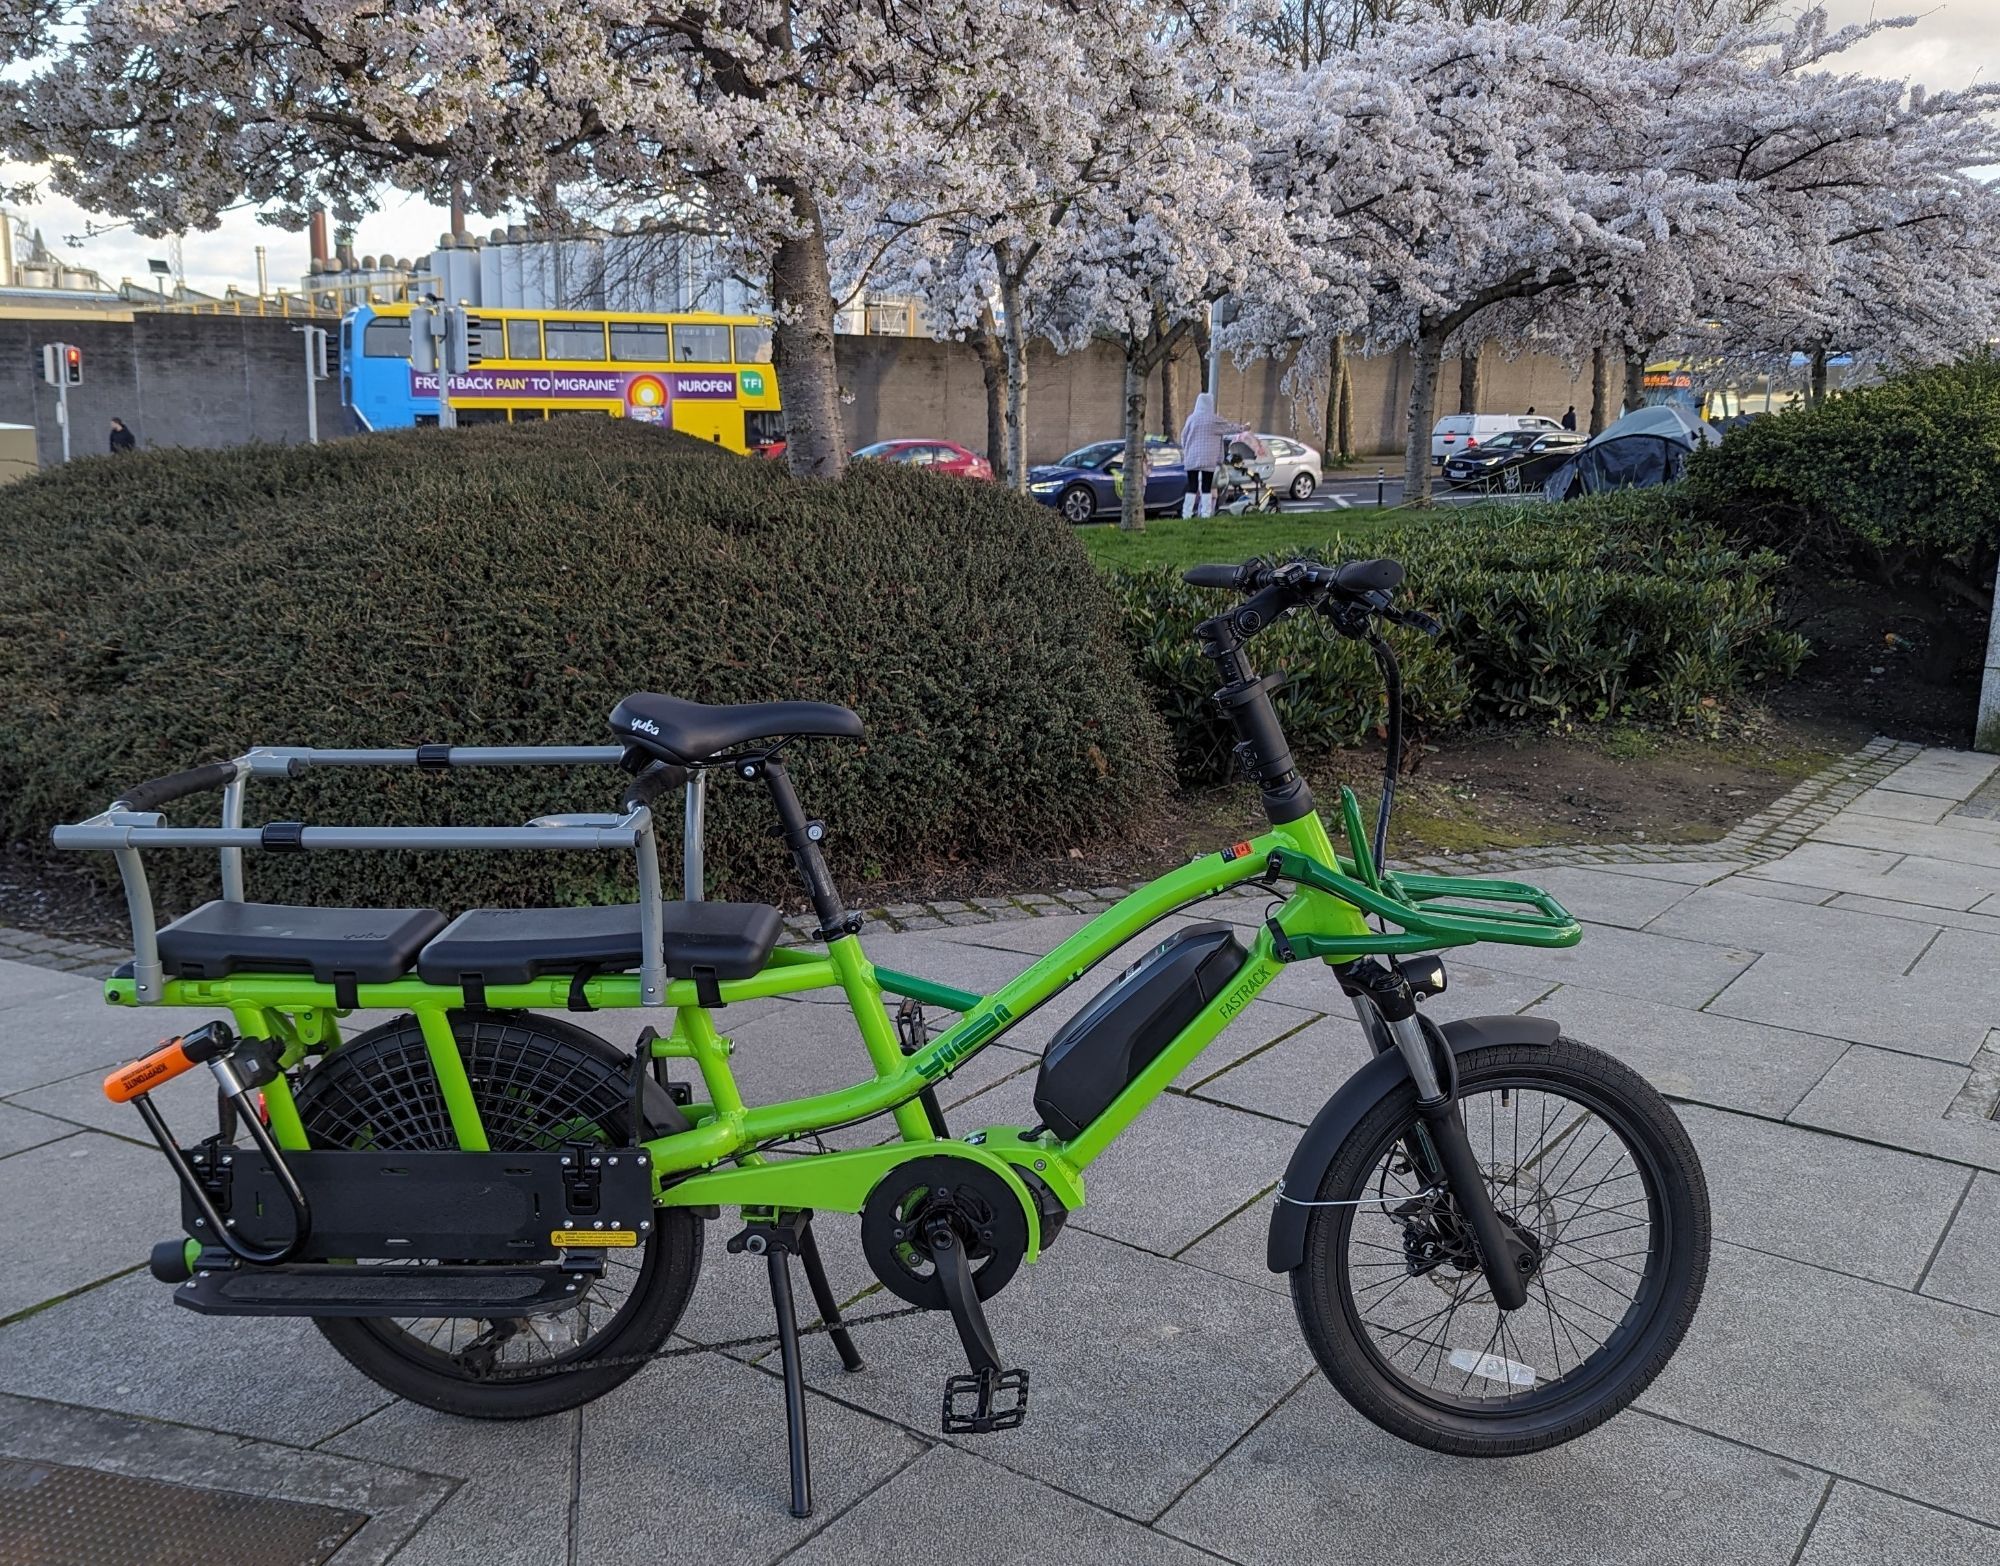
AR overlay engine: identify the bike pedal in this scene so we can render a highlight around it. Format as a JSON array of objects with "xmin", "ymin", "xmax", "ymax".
[{"xmin": 941, "ymin": 1367, "xmax": 1029, "ymax": 1434}]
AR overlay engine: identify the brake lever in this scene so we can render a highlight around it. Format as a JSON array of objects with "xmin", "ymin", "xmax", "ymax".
[{"xmin": 1385, "ymin": 606, "xmax": 1444, "ymax": 639}]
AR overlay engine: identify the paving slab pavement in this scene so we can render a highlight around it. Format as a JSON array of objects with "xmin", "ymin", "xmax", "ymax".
[{"xmin": 0, "ymin": 738, "xmax": 1996, "ymax": 1563}]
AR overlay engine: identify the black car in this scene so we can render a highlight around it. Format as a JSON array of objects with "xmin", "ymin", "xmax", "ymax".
[{"xmin": 1441, "ymin": 428, "xmax": 1588, "ymax": 493}]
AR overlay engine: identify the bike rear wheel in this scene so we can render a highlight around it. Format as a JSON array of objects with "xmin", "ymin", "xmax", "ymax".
[
  {"xmin": 1290, "ymin": 1037, "xmax": 1708, "ymax": 1454},
  {"xmin": 295, "ymin": 1010, "xmax": 703, "ymax": 1418}
]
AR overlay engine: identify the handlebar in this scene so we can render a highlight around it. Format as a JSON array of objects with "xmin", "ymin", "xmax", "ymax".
[
  {"xmin": 112, "ymin": 761, "xmax": 241, "ymax": 813},
  {"xmin": 1182, "ymin": 557, "xmax": 1406, "ymax": 597},
  {"xmin": 1183, "ymin": 556, "xmax": 1440, "ymax": 639}
]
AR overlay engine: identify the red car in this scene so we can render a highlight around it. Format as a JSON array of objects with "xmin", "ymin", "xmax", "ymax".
[{"xmin": 852, "ymin": 438, "xmax": 994, "ymax": 480}]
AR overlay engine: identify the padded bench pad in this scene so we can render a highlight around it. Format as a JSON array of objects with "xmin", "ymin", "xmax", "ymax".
[
  {"xmin": 416, "ymin": 901, "xmax": 784, "ymax": 988},
  {"xmin": 156, "ymin": 900, "xmax": 448, "ymax": 984}
]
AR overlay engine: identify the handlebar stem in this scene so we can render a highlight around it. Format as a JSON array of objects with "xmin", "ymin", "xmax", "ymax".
[{"xmin": 1196, "ymin": 609, "xmax": 1316, "ymax": 826}]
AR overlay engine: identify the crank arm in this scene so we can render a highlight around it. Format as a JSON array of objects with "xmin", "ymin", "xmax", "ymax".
[{"xmin": 925, "ymin": 1215, "xmax": 1003, "ymax": 1376}]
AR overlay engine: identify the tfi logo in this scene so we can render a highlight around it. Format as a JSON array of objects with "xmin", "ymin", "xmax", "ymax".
[
  {"xmin": 629, "ymin": 717, "xmax": 660, "ymax": 736},
  {"xmin": 739, "ymin": 370, "xmax": 766, "ymax": 398}
]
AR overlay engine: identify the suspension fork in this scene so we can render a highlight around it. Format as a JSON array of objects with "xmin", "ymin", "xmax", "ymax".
[{"xmin": 1339, "ymin": 960, "xmax": 1534, "ymax": 1311}]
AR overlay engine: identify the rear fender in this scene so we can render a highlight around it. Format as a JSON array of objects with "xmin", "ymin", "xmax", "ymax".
[{"xmin": 1265, "ymin": 1014, "xmax": 1560, "ymax": 1274}]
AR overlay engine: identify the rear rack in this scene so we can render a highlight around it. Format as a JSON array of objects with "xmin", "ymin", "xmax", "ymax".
[{"xmin": 48, "ymin": 744, "xmax": 713, "ymax": 1005}]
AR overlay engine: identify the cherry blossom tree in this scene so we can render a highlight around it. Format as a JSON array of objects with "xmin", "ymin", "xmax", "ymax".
[
  {"xmin": 0, "ymin": 0, "xmax": 1095, "ymax": 481},
  {"xmin": 836, "ymin": 0, "xmax": 1248, "ymax": 492}
]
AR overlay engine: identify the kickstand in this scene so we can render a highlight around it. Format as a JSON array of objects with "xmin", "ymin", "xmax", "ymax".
[
  {"xmin": 729, "ymin": 1210, "xmax": 860, "ymax": 1519},
  {"xmin": 799, "ymin": 1220, "xmax": 864, "ymax": 1373},
  {"xmin": 765, "ymin": 1246, "xmax": 813, "ymax": 1519},
  {"xmin": 925, "ymin": 1215, "xmax": 1029, "ymax": 1434}
]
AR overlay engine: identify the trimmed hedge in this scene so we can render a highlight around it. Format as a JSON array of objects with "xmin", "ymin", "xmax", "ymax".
[
  {"xmin": 1681, "ymin": 356, "xmax": 2000, "ymax": 599},
  {"xmin": 1107, "ymin": 496, "xmax": 1808, "ymax": 780},
  {"xmin": 0, "ymin": 420, "xmax": 1167, "ymax": 916}
]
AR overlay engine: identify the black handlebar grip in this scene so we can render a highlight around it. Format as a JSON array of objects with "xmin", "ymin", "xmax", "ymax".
[
  {"xmin": 1184, "ymin": 563, "xmax": 1255, "ymax": 590},
  {"xmin": 622, "ymin": 758, "xmax": 690, "ymax": 813},
  {"xmin": 113, "ymin": 761, "xmax": 240, "ymax": 813},
  {"xmin": 1334, "ymin": 558, "xmax": 1405, "ymax": 595}
]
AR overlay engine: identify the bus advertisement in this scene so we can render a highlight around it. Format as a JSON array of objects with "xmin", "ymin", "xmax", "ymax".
[{"xmin": 341, "ymin": 303, "xmax": 784, "ymax": 454}]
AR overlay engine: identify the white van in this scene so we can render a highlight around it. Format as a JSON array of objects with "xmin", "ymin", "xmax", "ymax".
[{"xmin": 1431, "ymin": 413, "xmax": 1564, "ymax": 464}]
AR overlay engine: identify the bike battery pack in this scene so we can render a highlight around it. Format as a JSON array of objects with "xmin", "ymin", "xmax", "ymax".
[{"xmin": 1033, "ymin": 922, "xmax": 1248, "ymax": 1140}]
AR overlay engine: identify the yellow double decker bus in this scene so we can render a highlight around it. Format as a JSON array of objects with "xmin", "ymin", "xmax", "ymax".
[{"xmin": 341, "ymin": 303, "xmax": 785, "ymax": 454}]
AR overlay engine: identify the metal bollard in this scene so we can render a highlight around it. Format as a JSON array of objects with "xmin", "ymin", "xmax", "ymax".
[{"xmin": 1377, "ymin": 468, "xmax": 1386, "ymax": 507}]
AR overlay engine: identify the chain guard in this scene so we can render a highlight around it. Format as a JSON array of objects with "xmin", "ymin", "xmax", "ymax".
[{"xmin": 859, "ymin": 1155, "xmax": 1030, "ymax": 1309}]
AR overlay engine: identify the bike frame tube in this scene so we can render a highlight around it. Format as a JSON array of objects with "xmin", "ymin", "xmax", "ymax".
[{"xmin": 95, "ymin": 796, "xmax": 1579, "ymax": 1232}]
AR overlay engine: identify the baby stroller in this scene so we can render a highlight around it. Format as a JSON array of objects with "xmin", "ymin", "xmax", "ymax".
[{"xmin": 1217, "ymin": 434, "xmax": 1282, "ymax": 515}]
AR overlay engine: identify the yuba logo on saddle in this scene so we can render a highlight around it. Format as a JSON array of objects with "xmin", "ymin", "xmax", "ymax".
[
  {"xmin": 917, "ymin": 1002, "xmax": 1013, "ymax": 1081},
  {"xmin": 628, "ymin": 717, "xmax": 661, "ymax": 736}
]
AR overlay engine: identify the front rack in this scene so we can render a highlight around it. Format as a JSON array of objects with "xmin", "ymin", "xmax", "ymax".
[
  {"xmin": 1261, "ymin": 784, "xmax": 1583, "ymax": 960},
  {"xmin": 48, "ymin": 744, "xmax": 714, "ymax": 1005}
]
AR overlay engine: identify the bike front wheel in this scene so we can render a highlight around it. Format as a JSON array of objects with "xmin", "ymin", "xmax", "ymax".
[{"xmin": 1290, "ymin": 1037, "xmax": 1708, "ymax": 1455}]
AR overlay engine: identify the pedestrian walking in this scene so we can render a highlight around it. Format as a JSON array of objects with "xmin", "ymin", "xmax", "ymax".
[
  {"xmin": 1561, "ymin": 405, "xmax": 1578, "ymax": 431},
  {"xmin": 1178, "ymin": 391, "xmax": 1246, "ymax": 518},
  {"xmin": 108, "ymin": 418, "xmax": 136, "ymax": 454}
]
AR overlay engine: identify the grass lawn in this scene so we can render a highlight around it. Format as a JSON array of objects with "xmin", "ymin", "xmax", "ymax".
[{"xmin": 1077, "ymin": 508, "xmax": 1424, "ymax": 573}]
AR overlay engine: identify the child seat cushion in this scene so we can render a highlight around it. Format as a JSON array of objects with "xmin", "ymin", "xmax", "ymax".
[{"xmin": 155, "ymin": 900, "xmax": 448, "ymax": 984}]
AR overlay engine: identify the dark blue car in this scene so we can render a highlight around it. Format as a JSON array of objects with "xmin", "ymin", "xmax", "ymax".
[{"xmin": 1028, "ymin": 438, "xmax": 1186, "ymax": 524}]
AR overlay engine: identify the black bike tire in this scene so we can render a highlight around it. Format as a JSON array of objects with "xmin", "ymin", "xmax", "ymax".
[
  {"xmin": 299, "ymin": 1011, "xmax": 704, "ymax": 1419},
  {"xmin": 1290, "ymin": 1037, "xmax": 1708, "ymax": 1455}
]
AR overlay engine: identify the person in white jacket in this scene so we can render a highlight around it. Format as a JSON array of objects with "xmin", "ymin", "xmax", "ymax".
[{"xmin": 1178, "ymin": 391, "xmax": 1247, "ymax": 518}]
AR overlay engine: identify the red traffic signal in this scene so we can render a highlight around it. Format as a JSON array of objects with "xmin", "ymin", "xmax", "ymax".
[{"xmin": 62, "ymin": 344, "xmax": 81, "ymax": 385}]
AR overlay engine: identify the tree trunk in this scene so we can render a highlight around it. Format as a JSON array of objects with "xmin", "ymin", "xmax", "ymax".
[
  {"xmin": 1160, "ymin": 337, "xmax": 1177, "ymax": 442},
  {"xmin": 1458, "ymin": 346, "xmax": 1482, "ymax": 414},
  {"xmin": 1120, "ymin": 344, "xmax": 1148, "ymax": 532},
  {"xmin": 1622, "ymin": 347, "xmax": 1646, "ymax": 416},
  {"xmin": 1323, "ymin": 335, "xmax": 1344, "ymax": 462},
  {"xmin": 1195, "ymin": 317, "xmax": 1213, "ymax": 401},
  {"xmin": 1404, "ymin": 330, "xmax": 1447, "ymax": 505},
  {"xmin": 1589, "ymin": 342, "xmax": 1611, "ymax": 435},
  {"xmin": 999, "ymin": 271, "xmax": 1029, "ymax": 491},
  {"xmin": 1809, "ymin": 344, "xmax": 1829, "ymax": 407},
  {"xmin": 769, "ymin": 184, "xmax": 844, "ymax": 480},
  {"xmin": 971, "ymin": 306, "xmax": 1006, "ymax": 481},
  {"xmin": 1336, "ymin": 357, "xmax": 1354, "ymax": 462}
]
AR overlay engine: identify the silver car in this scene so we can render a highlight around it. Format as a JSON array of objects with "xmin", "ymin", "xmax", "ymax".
[{"xmin": 1260, "ymin": 434, "xmax": 1323, "ymax": 501}]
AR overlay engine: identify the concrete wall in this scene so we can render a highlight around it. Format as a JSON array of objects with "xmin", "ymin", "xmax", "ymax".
[
  {"xmin": 835, "ymin": 334, "xmax": 1599, "ymax": 464},
  {"xmin": 0, "ymin": 312, "xmax": 1597, "ymax": 473},
  {"xmin": 0, "ymin": 314, "xmax": 358, "ymax": 468}
]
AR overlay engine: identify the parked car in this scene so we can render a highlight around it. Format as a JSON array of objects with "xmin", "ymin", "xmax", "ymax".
[
  {"xmin": 1441, "ymin": 428, "xmax": 1588, "ymax": 492},
  {"xmin": 1028, "ymin": 438, "xmax": 1186, "ymax": 523},
  {"xmin": 1430, "ymin": 412, "xmax": 1564, "ymax": 465},
  {"xmin": 852, "ymin": 438, "xmax": 993, "ymax": 480},
  {"xmin": 1259, "ymin": 434, "xmax": 1323, "ymax": 500}
]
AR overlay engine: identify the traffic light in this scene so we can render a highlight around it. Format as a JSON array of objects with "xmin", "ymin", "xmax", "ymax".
[
  {"xmin": 406, "ymin": 306, "xmax": 438, "ymax": 373},
  {"xmin": 41, "ymin": 342, "xmax": 82, "ymax": 386},
  {"xmin": 443, "ymin": 308, "xmax": 478, "ymax": 375},
  {"xmin": 304, "ymin": 326, "xmax": 330, "ymax": 381}
]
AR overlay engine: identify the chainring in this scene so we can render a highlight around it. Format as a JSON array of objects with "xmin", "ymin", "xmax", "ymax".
[{"xmin": 859, "ymin": 1155, "xmax": 1031, "ymax": 1309}]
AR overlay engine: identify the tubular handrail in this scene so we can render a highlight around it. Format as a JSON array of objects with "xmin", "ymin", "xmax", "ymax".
[{"xmin": 49, "ymin": 740, "xmax": 693, "ymax": 1007}]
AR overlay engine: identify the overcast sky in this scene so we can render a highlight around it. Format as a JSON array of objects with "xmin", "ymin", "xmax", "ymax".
[{"xmin": 7, "ymin": 0, "xmax": 1997, "ymax": 297}]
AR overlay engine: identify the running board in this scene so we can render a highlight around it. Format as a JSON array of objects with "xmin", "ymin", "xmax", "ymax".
[{"xmin": 171, "ymin": 1260, "xmax": 601, "ymax": 1318}]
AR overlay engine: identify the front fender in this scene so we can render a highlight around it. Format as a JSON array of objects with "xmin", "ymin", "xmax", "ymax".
[{"xmin": 1265, "ymin": 1014, "xmax": 1560, "ymax": 1273}]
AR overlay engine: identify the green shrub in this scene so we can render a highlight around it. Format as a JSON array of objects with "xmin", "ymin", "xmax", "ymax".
[
  {"xmin": 1107, "ymin": 497, "xmax": 1807, "ymax": 779},
  {"xmin": 1682, "ymin": 355, "xmax": 2000, "ymax": 606},
  {"xmin": 0, "ymin": 420, "xmax": 1168, "ymax": 916}
]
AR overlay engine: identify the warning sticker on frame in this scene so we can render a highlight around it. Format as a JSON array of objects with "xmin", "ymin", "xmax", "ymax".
[{"xmin": 551, "ymin": 1229, "xmax": 639, "ymax": 1248}]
